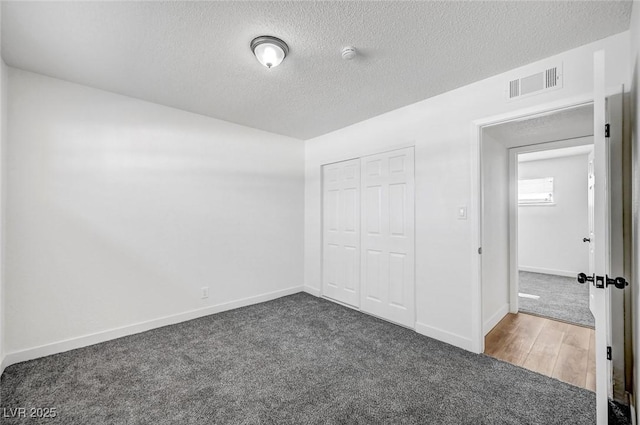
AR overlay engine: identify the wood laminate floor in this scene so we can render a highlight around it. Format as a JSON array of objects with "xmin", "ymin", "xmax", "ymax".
[{"xmin": 485, "ymin": 313, "xmax": 595, "ymax": 391}]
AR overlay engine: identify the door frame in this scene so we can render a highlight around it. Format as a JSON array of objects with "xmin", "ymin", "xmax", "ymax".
[
  {"xmin": 469, "ymin": 93, "xmax": 594, "ymax": 354},
  {"xmin": 507, "ymin": 137, "xmax": 595, "ymax": 315}
]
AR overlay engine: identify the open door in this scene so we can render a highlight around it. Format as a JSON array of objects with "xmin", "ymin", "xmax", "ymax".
[
  {"xmin": 580, "ymin": 49, "xmax": 628, "ymax": 424},
  {"xmin": 587, "ymin": 150, "xmax": 595, "ymax": 315}
]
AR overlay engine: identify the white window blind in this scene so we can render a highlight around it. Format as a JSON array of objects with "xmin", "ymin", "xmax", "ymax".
[{"xmin": 518, "ymin": 177, "xmax": 554, "ymax": 205}]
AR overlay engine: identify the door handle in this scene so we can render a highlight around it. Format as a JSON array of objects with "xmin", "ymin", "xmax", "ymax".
[
  {"xmin": 577, "ymin": 273, "xmax": 628, "ymax": 289},
  {"xmin": 606, "ymin": 275, "xmax": 628, "ymax": 289},
  {"xmin": 583, "ymin": 237, "xmax": 591, "ymax": 243},
  {"xmin": 577, "ymin": 273, "xmax": 594, "ymax": 284}
]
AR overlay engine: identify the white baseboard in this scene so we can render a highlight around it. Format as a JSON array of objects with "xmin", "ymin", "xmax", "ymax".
[
  {"xmin": 519, "ymin": 266, "xmax": 578, "ymax": 278},
  {"xmin": 303, "ymin": 286, "xmax": 321, "ymax": 297},
  {"xmin": 2, "ymin": 285, "xmax": 304, "ymax": 371},
  {"xmin": 483, "ymin": 304, "xmax": 509, "ymax": 335},
  {"xmin": 415, "ymin": 322, "xmax": 472, "ymax": 351},
  {"xmin": 0, "ymin": 355, "xmax": 6, "ymax": 377}
]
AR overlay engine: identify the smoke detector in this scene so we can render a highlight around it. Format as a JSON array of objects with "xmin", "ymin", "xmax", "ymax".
[{"xmin": 341, "ymin": 46, "xmax": 357, "ymax": 60}]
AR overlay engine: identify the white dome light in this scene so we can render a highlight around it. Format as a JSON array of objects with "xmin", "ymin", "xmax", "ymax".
[{"xmin": 251, "ymin": 36, "xmax": 289, "ymax": 69}]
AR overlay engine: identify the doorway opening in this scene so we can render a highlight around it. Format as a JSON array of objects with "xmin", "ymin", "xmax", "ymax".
[
  {"xmin": 516, "ymin": 144, "xmax": 594, "ymax": 328},
  {"xmin": 471, "ymin": 52, "xmax": 629, "ymax": 424},
  {"xmin": 479, "ymin": 103, "xmax": 599, "ymax": 391}
]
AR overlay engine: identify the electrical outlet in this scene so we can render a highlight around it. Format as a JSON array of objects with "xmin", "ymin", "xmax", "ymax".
[{"xmin": 201, "ymin": 287, "xmax": 209, "ymax": 299}]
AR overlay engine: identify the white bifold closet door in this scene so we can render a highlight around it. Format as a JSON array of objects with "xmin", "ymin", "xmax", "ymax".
[
  {"xmin": 360, "ymin": 148, "xmax": 415, "ymax": 328},
  {"xmin": 322, "ymin": 159, "xmax": 361, "ymax": 307},
  {"xmin": 322, "ymin": 147, "xmax": 415, "ymax": 328}
]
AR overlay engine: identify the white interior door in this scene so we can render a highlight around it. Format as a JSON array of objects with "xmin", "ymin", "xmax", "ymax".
[
  {"xmin": 592, "ymin": 49, "xmax": 613, "ymax": 425},
  {"xmin": 360, "ymin": 147, "xmax": 415, "ymax": 328},
  {"xmin": 587, "ymin": 151, "xmax": 595, "ymax": 314},
  {"xmin": 322, "ymin": 159, "xmax": 361, "ymax": 307}
]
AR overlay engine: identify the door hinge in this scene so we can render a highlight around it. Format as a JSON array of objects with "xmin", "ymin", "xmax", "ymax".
[
  {"xmin": 478, "ymin": 247, "xmax": 482, "ymax": 255},
  {"xmin": 607, "ymin": 346, "xmax": 612, "ymax": 361},
  {"xmin": 605, "ymin": 123, "xmax": 610, "ymax": 138}
]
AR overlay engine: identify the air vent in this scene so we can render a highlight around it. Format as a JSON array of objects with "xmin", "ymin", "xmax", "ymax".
[
  {"xmin": 546, "ymin": 67, "xmax": 557, "ymax": 88},
  {"xmin": 509, "ymin": 79, "xmax": 519, "ymax": 98},
  {"xmin": 507, "ymin": 63, "xmax": 562, "ymax": 101}
]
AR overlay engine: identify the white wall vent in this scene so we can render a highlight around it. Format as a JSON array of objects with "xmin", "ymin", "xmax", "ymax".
[{"xmin": 507, "ymin": 63, "xmax": 562, "ymax": 101}]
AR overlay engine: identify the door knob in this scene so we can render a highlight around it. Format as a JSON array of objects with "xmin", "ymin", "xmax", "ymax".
[
  {"xmin": 583, "ymin": 237, "xmax": 591, "ymax": 243},
  {"xmin": 606, "ymin": 275, "xmax": 628, "ymax": 289},
  {"xmin": 577, "ymin": 273, "xmax": 594, "ymax": 284}
]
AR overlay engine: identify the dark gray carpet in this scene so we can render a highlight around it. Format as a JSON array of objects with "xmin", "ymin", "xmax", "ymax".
[
  {"xmin": 2, "ymin": 293, "xmax": 598, "ymax": 424},
  {"xmin": 519, "ymin": 271, "xmax": 594, "ymax": 328}
]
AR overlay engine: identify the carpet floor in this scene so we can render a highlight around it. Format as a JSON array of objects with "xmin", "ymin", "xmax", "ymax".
[
  {"xmin": 519, "ymin": 271, "xmax": 594, "ymax": 328},
  {"xmin": 1, "ymin": 293, "xmax": 599, "ymax": 424}
]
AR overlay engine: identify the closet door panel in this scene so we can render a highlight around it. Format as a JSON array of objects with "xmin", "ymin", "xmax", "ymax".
[
  {"xmin": 322, "ymin": 159, "xmax": 360, "ymax": 307},
  {"xmin": 361, "ymin": 148, "xmax": 415, "ymax": 327}
]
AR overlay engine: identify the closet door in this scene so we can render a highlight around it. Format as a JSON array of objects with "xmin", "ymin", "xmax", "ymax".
[
  {"xmin": 360, "ymin": 148, "xmax": 415, "ymax": 327},
  {"xmin": 322, "ymin": 159, "xmax": 360, "ymax": 307}
]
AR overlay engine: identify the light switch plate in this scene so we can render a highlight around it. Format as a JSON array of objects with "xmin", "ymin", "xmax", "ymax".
[{"xmin": 458, "ymin": 207, "xmax": 467, "ymax": 220}]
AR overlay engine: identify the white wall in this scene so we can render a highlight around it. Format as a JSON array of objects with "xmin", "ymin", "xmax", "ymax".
[
  {"xmin": 305, "ymin": 32, "xmax": 630, "ymax": 350},
  {"xmin": 4, "ymin": 69, "xmax": 304, "ymax": 358},
  {"xmin": 481, "ymin": 134, "xmax": 509, "ymax": 334},
  {"xmin": 517, "ymin": 153, "xmax": 590, "ymax": 276},
  {"xmin": 629, "ymin": 0, "xmax": 640, "ymax": 419}
]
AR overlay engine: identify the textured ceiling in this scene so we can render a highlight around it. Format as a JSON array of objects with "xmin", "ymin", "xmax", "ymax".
[
  {"xmin": 484, "ymin": 104, "xmax": 594, "ymax": 148},
  {"xmin": 1, "ymin": 1, "xmax": 632, "ymax": 140}
]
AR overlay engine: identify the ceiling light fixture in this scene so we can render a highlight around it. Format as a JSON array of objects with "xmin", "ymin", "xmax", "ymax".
[{"xmin": 250, "ymin": 36, "xmax": 289, "ymax": 69}]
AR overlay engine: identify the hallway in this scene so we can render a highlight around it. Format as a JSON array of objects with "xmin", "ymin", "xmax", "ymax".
[{"xmin": 485, "ymin": 313, "xmax": 595, "ymax": 391}]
